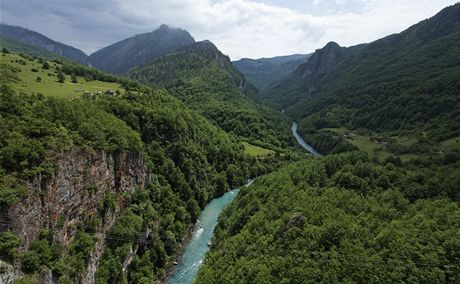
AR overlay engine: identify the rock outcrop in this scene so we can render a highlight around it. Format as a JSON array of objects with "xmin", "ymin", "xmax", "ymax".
[
  {"xmin": 1, "ymin": 147, "xmax": 149, "ymax": 284},
  {"xmin": 294, "ymin": 41, "xmax": 347, "ymax": 81}
]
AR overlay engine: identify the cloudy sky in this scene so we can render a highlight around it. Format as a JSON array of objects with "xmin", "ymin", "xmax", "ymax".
[{"xmin": 1, "ymin": 0, "xmax": 458, "ymax": 59}]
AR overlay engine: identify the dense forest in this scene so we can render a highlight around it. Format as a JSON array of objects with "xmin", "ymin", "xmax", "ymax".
[
  {"xmin": 0, "ymin": 51, "xmax": 298, "ymax": 283},
  {"xmin": 0, "ymin": 3, "xmax": 459, "ymax": 284},
  {"xmin": 262, "ymin": 4, "xmax": 460, "ymax": 155},
  {"xmin": 195, "ymin": 6, "xmax": 460, "ymax": 282},
  {"xmin": 196, "ymin": 151, "xmax": 460, "ymax": 283},
  {"xmin": 128, "ymin": 41, "xmax": 295, "ymax": 151}
]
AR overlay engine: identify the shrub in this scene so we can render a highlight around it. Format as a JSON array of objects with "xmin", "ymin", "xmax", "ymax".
[
  {"xmin": 0, "ymin": 231, "xmax": 20, "ymax": 263},
  {"xmin": 71, "ymin": 73, "xmax": 78, "ymax": 83},
  {"xmin": 57, "ymin": 71, "xmax": 65, "ymax": 83},
  {"xmin": 42, "ymin": 61, "xmax": 50, "ymax": 70}
]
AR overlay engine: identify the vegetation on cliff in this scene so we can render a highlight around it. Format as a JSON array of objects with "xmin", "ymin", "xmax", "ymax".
[{"xmin": 0, "ymin": 50, "xmax": 296, "ymax": 283}]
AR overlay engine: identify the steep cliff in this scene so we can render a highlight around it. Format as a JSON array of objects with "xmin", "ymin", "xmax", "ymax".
[
  {"xmin": 261, "ymin": 41, "xmax": 348, "ymax": 109},
  {"xmin": 1, "ymin": 147, "xmax": 149, "ymax": 283}
]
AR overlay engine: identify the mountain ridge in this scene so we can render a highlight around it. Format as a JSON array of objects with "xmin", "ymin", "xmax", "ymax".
[
  {"xmin": 88, "ymin": 25, "xmax": 196, "ymax": 74},
  {"xmin": 233, "ymin": 53, "xmax": 311, "ymax": 91},
  {"xmin": 0, "ymin": 23, "xmax": 89, "ymax": 63},
  {"xmin": 128, "ymin": 40, "xmax": 295, "ymax": 149},
  {"xmin": 263, "ymin": 3, "xmax": 460, "ymax": 148},
  {"xmin": 260, "ymin": 41, "xmax": 347, "ymax": 109}
]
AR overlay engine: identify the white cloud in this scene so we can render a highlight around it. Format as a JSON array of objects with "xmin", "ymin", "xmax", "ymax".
[{"xmin": 2, "ymin": 0, "xmax": 458, "ymax": 59}]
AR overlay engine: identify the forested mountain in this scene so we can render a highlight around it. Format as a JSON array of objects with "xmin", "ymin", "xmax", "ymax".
[
  {"xmin": 0, "ymin": 24, "xmax": 89, "ymax": 64},
  {"xmin": 0, "ymin": 36, "xmax": 63, "ymax": 60},
  {"xmin": 196, "ymin": 5, "xmax": 460, "ymax": 282},
  {"xmin": 196, "ymin": 152, "xmax": 460, "ymax": 283},
  {"xmin": 129, "ymin": 40, "xmax": 295, "ymax": 150},
  {"xmin": 263, "ymin": 3, "xmax": 460, "ymax": 155},
  {"xmin": 261, "ymin": 42, "xmax": 346, "ymax": 109},
  {"xmin": 0, "ymin": 50, "xmax": 295, "ymax": 283},
  {"xmin": 88, "ymin": 25, "xmax": 195, "ymax": 74},
  {"xmin": 233, "ymin": 53, "xmax": 310, "ymax": 91},
  {"xmin": 1, "ymin": 2, "xmax": 459, "ymax": 284}
]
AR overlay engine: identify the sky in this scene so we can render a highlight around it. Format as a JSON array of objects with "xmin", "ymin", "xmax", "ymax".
[{"xmin": 1, "ymin": 0, "xmax": 458, "ymax": 60}]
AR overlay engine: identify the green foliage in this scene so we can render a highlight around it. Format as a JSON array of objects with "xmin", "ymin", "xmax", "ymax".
[
  {"xmin": 0, "ymin": 83, "xmax": 142, "ymax": 214},
  {"xmin": 0, "ymin": 35, "xmax": 59, "ymax": 60},
  {"xmin": 0, "ymin": 231, "xmax": 20, "ymax": 263},
  {"xmin": 11, "ymin": 277, "xmax": 36, "ymax": 284},
  {"xmin": 264, "ymin": 4, "xmax": 460, "ymax": 155},
  {"xmin": 297, "ymin": 128, "xmax": 358, "ymax": 155},
  {"xmin": 21, "ymin": 251, "xmax": 41, "ymax": 273},
  {"xmin": 0, "ymin": 88, "xmax": 142, "ymax": 173},
  {"xmin": 1, "ymin": 53, "xmax": 126, "ymax": 99},
  {"xmin": 70, "ymin": 73, "xmax": 77, "ymax": 83},
  {"xmin": 90, "ymin": 87, "xmax": 298, "ymax": 282},
  {"xmin": 196, "ymin": 152, "xmax": 460, "ymax": 283},
  {"xmin": 42, "ymin": 61, "xmax": 50, "ymax": 70},
  {"xmin": 0, "ymin": 62, "xmax": 21, "ymax": 85},
  {"xmin": 128, "ymin": 41, "xmax": 294, "ymax": 150},
  {"xmin": 65, "ymin": 231, "xmax": 96, "ymax": 278},
  {"xmin": 16, "ymin": 231, "xmax": 62, "ymax": 275},
  {"xmin": 0, "ymin": 49, "xmax": 292, "ymax": 282},
  {"xmin": 0, "ymin": 174, "xmax": 28, "ymax": 206},
  {"xmin": 56, "ymin": 70, "xmax": 65, "ymax": 83}
]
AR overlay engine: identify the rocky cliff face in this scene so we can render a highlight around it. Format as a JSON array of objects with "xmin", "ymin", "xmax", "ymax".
[
  {"xmin": 1, "ymin": 147, "xmax": 149, "ymax": 284},
  {"xmin": 259, "ymin": 42, "xmax": 348, "ymax": 109},
  {"xmin": 294, "ymin": 41, "xmax": 347, "ymax": 81}
]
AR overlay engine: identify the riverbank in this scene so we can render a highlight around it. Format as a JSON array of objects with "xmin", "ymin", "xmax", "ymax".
[
  {"xmin": 291, "ymin": 122, "xmax": 323, "ymax": 157},
  {"xmin": 158, "ymin": 222, "xmax": 195, "ymax": 284},
  {"xmin": 165, "ymin": 180, "xmax": 254, "ymax": 284}
]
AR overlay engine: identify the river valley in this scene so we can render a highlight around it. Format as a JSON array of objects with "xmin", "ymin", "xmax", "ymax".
[{"xmin": 166, "ymin": 122, "xmax": 322, "ymax": 283}]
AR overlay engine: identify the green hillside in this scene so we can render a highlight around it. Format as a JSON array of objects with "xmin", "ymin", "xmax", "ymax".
[
  {"xmin": 2, "ymin": 3, "xmax": 460, "ymax": 283},
  {"xmin": 1, "ymin": 52, "xmax": 122, "ymax": 98},
  {"xmin": 196, "ymin": 5, "xmax": 460, "ymax": 283},
  {"xmin": 233, "ymin": 54, "xmax": 310, "ymax": 91},
  {"xmin": 263, "ymin": 4, "xmax": 460, "ymax": 159},
  {"xmin": 196, "ymin": 152, "xmax": 460, "ymax": 283},
  {"xmin": 129, "ymin": 41, "xmax": 295, "ymax": 150},
  {"xmin": 0, "ymin": 36, "xmax": 61, "ymax": 60},
  {"xmin": 0, "ymin": 49, "xmax": 296, "ymax": 283}
]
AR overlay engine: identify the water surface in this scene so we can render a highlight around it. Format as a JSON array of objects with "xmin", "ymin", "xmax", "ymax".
[
  {"xmin": 166, "ymin": 180, "xmax": 253, "ymax": 284},
  {"xmin": 291, "ymin": 121, "xmax": 323, "ymax": 157}
]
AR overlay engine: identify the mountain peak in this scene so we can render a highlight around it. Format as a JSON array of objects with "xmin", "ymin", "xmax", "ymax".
[
  {"xmin": 89, "ymin": 25, "xmax": 195, "ymax": 73},
  {"xmin": 324, "ymin": 41, "xmax": 341, "ymax": 49},
  {"xmin": 195, "ymin": 40, "xmax": 218, "ymax": 50},
  {"xmin": 294, "ymin": 41, "xmax": 346, "ymax": 80},
  {"xmin": 157, "ymin": 24, "xmax": 171, "ymax": 30}
]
